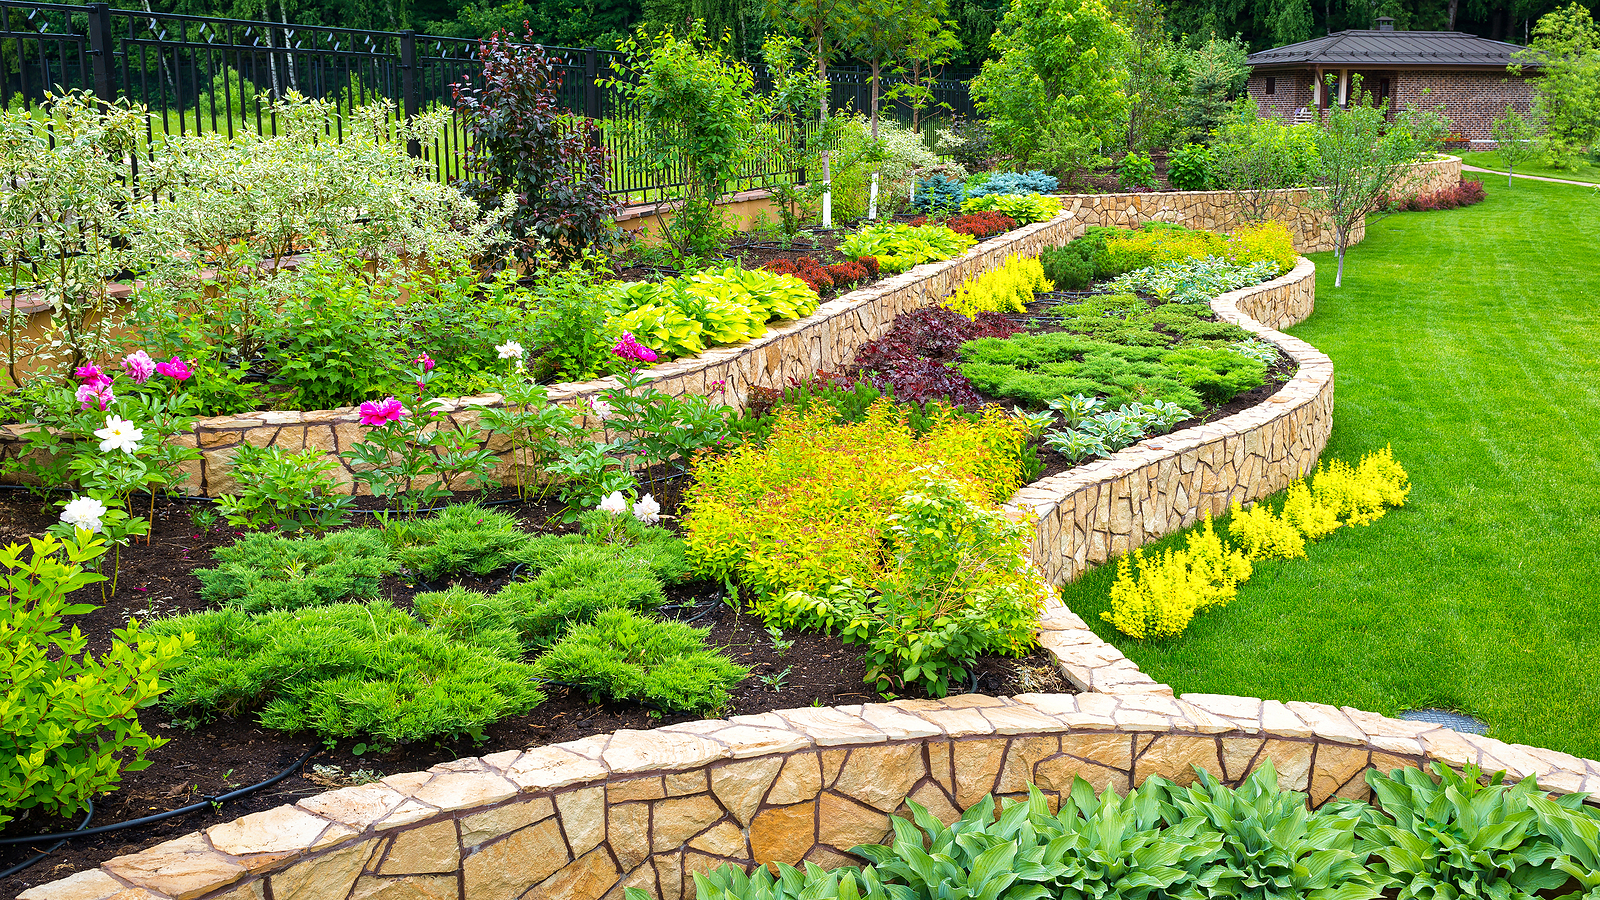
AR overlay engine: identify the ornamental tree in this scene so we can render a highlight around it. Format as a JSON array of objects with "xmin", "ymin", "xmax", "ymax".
[
  {"xmin": 1513, "ymin": 3, "xmax": 1600, "ymax": 171},
  {"xmin": 1491, "ymin": 103, "xmax": 1540, "ymax": 188}
]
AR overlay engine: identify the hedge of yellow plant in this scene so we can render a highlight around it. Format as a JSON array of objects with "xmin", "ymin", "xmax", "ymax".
[
  {"xmin": 940, "ymin": 253, "xmax": 1053, "ymax": 319},
  {"xmin": 681, "ymin": 400, "xmax": 1032, "ymax": 601},
  {"xmin": 1102, "ymin": 446, "xmax": 1410, "ymax": 640},
  {"xmin": 1103, "ymin": 221, "xmax": 1298, "ymax": 280}
]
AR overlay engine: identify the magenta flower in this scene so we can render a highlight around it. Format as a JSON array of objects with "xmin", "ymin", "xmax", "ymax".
[
  {"xmin": 358, "ymin": 397, "xmax": 409, "ymax": 426},
  {"xmin": 611, "ymin": 332, "xmax": 659, "ymax": 364},
  {"xmin": 75, "ymin": 382, "xmax": 114, "ymax": 411},
  {"xmin": 123, "ymin": 351, "xmax": 157, "ymax": 385},
  {"xmin": 155, "ymin": 356, "xmax": 193, "ymax": 381},
  {"xmin": 74, "ymin": 364, "xmax": 113, "ymax": 390},
  {"xmin": 416, "ymin": 353, "xmax": 435, "ymax": 373}
]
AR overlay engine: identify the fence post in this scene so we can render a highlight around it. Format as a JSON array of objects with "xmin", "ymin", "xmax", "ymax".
[
  {"xmin": 86, "ymin": 3, "xmax": 116, "ymax": 102},
  {"xmin": 584, "ymin": 48, "xmax": 600, "ymax": 120},
  {"xmin": 399, "ymin": 29, "xmax": 419, "ymax": 156}
]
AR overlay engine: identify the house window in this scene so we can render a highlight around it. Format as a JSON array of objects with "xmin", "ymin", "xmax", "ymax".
[{"xmin": 1266, "ymin": 77, "xmax": 1277, "ymax": 95}]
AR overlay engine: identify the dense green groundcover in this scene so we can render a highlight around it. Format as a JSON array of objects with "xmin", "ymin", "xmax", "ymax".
[{"xmin": 1064, "ymin": 179, "xmax": 1600, "ymax": 760}]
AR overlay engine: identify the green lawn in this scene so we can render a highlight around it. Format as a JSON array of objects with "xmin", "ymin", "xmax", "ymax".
[
  {"xmin": 1459, "ymin": 149, "xmax": 1600, "ymax": 185},
  {"xmin": 1062, "ymin": 179, "xmax": 1600, "ymax": 760}
]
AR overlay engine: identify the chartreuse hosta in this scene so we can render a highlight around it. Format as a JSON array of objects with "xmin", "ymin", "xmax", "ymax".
[{"xmin": 642, "ymin": 761, "xmax": 1600, "ymax": 900}]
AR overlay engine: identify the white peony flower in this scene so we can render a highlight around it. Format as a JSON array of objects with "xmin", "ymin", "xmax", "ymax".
[
  {"xmin": 94, "ymin": 415, "xmax": 144, "ymax": 454},
  {"xmin": 632, "ymin": 494, "xmax": 661, "ymax": 525},
  {"xmin": 60, "ymin": 495, "xmax": 107, "ymax": 533},
  {"xmin": 496, "ymin": 341, "xmax": 524, "ymax": 361},
  {"xmin": 598, "ymin": 491, "xmax": 628, "ymax": 516},
  {"xmin": 590, "ymin": 399, "xmax": 614, "ymax": 420}
]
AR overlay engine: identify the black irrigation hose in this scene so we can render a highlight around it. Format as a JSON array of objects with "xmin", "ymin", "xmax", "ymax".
[
  {"xmin": 0, "ymin": 802, "xmax": 92, "ymax": 881},
  {"xmin": 0, "ymin": 748, "xmax": 314, "ymax": 850}
]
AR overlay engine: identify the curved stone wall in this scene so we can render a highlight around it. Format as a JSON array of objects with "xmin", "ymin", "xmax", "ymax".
[
  {"xmin": 1056, "ymin": 154, "xmax": 1462, "ymax": 254},
  {"xmin": 1010, "ymin": 256, "xmax": 1328, "ymax": 589},
  {"xmin": 27, "ymin": 233, "xmax": 1600, "ymax": 900}
]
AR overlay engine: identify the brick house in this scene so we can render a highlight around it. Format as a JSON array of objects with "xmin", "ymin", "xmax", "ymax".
[{"xmin": 1244, "ymin": 19, "xmax": 1539, "ymax": 146}]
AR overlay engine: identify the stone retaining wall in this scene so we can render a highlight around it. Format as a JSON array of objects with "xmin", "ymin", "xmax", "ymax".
[
  {"xmin": 1057, "ymin": 154, "xmax": 1462, "ymax": 253},
  {"xmin": 1009, "ymin": 256, "xmax": 1329, "ymax": 588}
]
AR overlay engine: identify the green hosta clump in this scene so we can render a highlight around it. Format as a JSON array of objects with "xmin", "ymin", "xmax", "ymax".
[
  {"xmin": 839, "ymin": 223, "xmax": 977, "ymax": 274},
  {"xmin": 1105, "ymin": 257, "xmax": 1279, "ymax": 305},
  {"xmin": 197, "ymin": 529, "xmax": 396, "ymax": 612},
  {"xmin": 1354, "ymin": 763, "xmax": 1573, "ymax": 900},
  {"xmin": 1, "ymin": 535, "xmax": 195, "ymax": 827},
  {"xmin": 1154, "ymin": 761, "xmax": 1381, "ymax": 900},
  {"xmin": 605, "ymin": 266, "xmax": 819, "ymax": 360},
  {"xmin": 960, "ymin": 191, "xmax": 1064, "ymax": 225}
]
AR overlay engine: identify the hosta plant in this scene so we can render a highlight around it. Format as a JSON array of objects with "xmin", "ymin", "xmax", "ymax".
[{"xmin": 839, "ymin": 223, "xmax": 976, "ymax": 274}]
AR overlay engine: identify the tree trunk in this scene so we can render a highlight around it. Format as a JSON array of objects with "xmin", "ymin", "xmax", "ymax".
[
  {"xmin": 870, "ymin": 59, "xmax": 881, "ymax": 140},
  {"xmin": 1334, "ymin": 223, "xmax": 1346, "ymax": 287},
  {"xmin": 1448, "ymin": 0, "xmax": 1458, "ymax": 30},
  {"xmin": 818, "ymin": 32, "xmax": 832, "ymax": 228}
]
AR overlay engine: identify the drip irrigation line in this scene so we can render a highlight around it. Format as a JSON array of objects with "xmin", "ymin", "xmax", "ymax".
[
  {"xmin": 0, "ymin": 748, "xmax": 314, "ymax": 849},
  {"xmin": 0, "ymin": 802, "xmax": 92, "ymax": 881}
]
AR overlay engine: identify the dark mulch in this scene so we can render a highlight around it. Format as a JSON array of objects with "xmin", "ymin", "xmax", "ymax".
[{"xmin": 0, "ymin": 478, "xmax": 1072, "ymax": 894}]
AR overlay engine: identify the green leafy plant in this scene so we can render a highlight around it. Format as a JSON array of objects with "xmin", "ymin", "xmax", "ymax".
[
  {"xmin": 217, "ymin": 443, "xmax": 355, "ymax": 535},
  {"xmin": 959, "ymin": 192, "xmax": 1064, "ymax": 225},
  {"xmin": 150, "ymin": 600, "xmax": 541, "ymax": 747},
  {"xmin": 839, "ymin": 222, "xmax": 976, "ymax": 273},
  {"xmin": 0, "ymin": 535, "xmax": 195, "ymax": 827},
  {"xmin": 385, "ymin": 503, "xmax": 531, "ymax": 582},
  {"xmin": 531, "ymin": 607, "xmax": 748, "ymax": 714},
  {"xmin": 198, "ymin": 530, "xmax": 395, "ymax": 612},
  {"xmin": 1357, "ymin": 764, "xmax": 1571, "ymax": 900},
  {"xmin": 1167, "ymin": 142, "xmax": 1218, "ymax": 191},
  {"xmin": 1119, "ymin": 151, "xmax": 1158, "ymax": 189}
]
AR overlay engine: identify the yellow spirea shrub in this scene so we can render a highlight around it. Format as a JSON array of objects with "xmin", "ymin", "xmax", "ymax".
[
  {"xmin": 680, "ymin": 400, "xmax": 1031, "ymax": 601},
  {"xmin": 1101, "ymin": 515, "xmax": 1251, "ymax": 640},
  {"xmin": 1103, "ymin": 450, "xmax": 1410, "ymax": 641},
  {"xmin": 1105, "ymin": 227, "xmax": 1224, "ymax": 273},
  {"xmin": 1222, "ymin": 222, "xmax": 1297, "ymax": 276},
  {"xmin": 941, "ymin": 254, "xmax": 1053, "ymax": 319}
]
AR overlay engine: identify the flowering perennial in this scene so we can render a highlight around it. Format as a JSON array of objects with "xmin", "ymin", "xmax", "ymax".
[
  {"xmin": 358, "ymin": 397, "xmax": 408, "ymax": 426},
  {"xmin": 611, "ymin": 332, "xmax": 659, "ymax": 364},
  {"xmin": 123, "ymin": 351, "xmax": 157, "ymax": 385},
  {"xmin": 59, "ymin": 495, "xmax": 107, "ymax": 533}
]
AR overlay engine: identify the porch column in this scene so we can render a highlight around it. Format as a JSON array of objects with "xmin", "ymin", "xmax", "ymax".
[{"xmin": 1338, "ymin": 68, "xmax": 1349, "ymax": 106}]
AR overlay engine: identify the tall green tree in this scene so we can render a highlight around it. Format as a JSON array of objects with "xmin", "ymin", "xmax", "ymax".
[
  {"xmin": 1111, "ymin": 0, "xmax": 1184, "ymax": 152},
  {"xmin": 1306, "ymin": 75, "xmax": 1445, "ymax": 287},
  {"xmin": 969, "ymin": 0, "xmax": 1131, "ymax": 176},
  {"xmin": 1514, "ymin": 2, "xmax": 1600, "ymax": 170},
  {"xmin": 760, "ymin": 0, "xmax": 847, "ymax": 224},
  {"xmin": 885, "ymin": 14, "xmax": 963, "ymax": 133}
]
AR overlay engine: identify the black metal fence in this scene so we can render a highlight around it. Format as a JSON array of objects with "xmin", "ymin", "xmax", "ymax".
[{"xmin": 0, "ymin": 0, "xmax": 975, "ymax": 200}]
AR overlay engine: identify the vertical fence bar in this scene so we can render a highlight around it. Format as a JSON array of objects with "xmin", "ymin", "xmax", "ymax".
[
  {"xmin": 399, "ymin": 28, "xmax": 417, "ymax": 156},
  {"xmin": 86, "ymin": 2, "xmax": 113, "ymax": 101}
]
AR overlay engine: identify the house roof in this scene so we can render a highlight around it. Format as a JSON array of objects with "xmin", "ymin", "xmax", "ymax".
[{"xmin": 1246, "ymin": 30, "xmax": 1535, "ymax": 70}]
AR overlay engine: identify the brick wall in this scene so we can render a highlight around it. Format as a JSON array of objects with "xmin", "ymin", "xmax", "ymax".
[
  {"xmin": 1394, "ymin": 70, "xmax": 1535, "ymax": 143},
  {"xmin": 1247, "ymin": 72, "xmax": 1315, "ymax": 122}
]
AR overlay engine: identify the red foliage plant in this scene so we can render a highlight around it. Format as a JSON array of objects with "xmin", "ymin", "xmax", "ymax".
[
  {"xmin": 846, "ymin": 306, "xmax": 1023, "ymax": 408},
  {"xmin": 910, "ymin": 211, "xmax": 1018, "ymax": 239},
  {"xmin": 1381, "ymin": 178, "xmax": 1487, "ymax": 213},
  {"xmin": 762, "ymin": 255, "xmax": 881, "ymax": 297}
]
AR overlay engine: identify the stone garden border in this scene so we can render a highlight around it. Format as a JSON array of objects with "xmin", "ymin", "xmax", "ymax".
[{"xmin": 27, "ymin": 209, "xmax": 1600, "ymax": 900}]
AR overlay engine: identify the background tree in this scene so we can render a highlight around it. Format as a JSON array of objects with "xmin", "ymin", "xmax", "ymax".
[
  {"xmin": 885, "ymin": 14, "xmax": 963, "ymax": 133},
  {"xmin": 1112, "ymin": 0, "xmax": 1185, "ymax": 152},
  {"xmin": 1490, "ymin": 101, "xmax": 1540, "ymax": 185},
  {"xmin": 755, "ymin": 32, "xmax": 826, "ymax": 236},
  {"xmin": 1209, "ymin": 97, "xmax": 1320, "ymax": 221},
  {"xmin": 760, "ymin": 0, "xmax": 846, "ymax": 225},
  {"xmin": 1306, "ymin": 74, "xmax": 1445, "ymax": 287},
  {"xmin": 1514, "ymin": 2, "xmax": 1600, "ymax": 170},
  {"xmin": 1179, "ymin": 36, "xmax": 1251, "ymax": 144},
  {"xmin": 970, "ymin": 0, "xmax": 1131, "ymax": 179}
]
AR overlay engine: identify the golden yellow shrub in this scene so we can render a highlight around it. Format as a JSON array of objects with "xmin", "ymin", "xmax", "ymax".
[
  {"xmin": 941, "ymin": 253, "xmax": 1053, "ymax": 319},
  {"xmin": 1281, "ymin": 480, "xmax": 1341, "ymax": 540},
  {"xmin": 1228, "ymin": 499, "xmax": 1307, "ymax": 560},
  {"xmin": 1222, "ymin": 222, "xmax": 1297, "ymax": 276}
]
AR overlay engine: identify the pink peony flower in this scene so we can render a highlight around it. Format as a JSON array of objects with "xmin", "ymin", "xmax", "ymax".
[
  {"xmin": 155, "ymin": 356, "xmax": 193, "ymax": 381},
  {"xmin": 74, "ymin": 364, "xmax": 113, "ymax": 390},
  {"xmin": 416, "ymin": 353, "xmax": 435, "ymax": 373},
  {"xmin": 75, "ymin": 382, "xmax": 114, "ymax": 411},
  {"xmin": 358, "ymin": 397, "xmax": 409, "ymax": 426},
  {"xmin": 611, "ymin": 332, "xmax": 659, "ymax": 364},
  {"xmin": 123, "ymin": 351, "xmax": 157, "ymax": 385}
]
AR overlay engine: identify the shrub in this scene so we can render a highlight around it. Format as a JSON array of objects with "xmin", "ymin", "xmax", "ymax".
[
  {"xmin": 386, "ymin": 503, "xmax": 531, "ymax": 582},
  {"xmin": 1038, "ymin": 227, "xmax": 1122, "ymax": 289},
  {"xmin": 1118, "ymin": 151, "xmax": 1158, "ymax": 190},
  {"xmin": 959, "ymin": 192, "xmax": 1064, "ymax": 225},
  {"xmin": 1100, "ymin": 516, "xmax": 1250, "ymax": 640},
  {"xmin": 911, "ymin": 173, "xmax": 967, "ymax": 215},
  {"xmin": 1221, "ymin": 222, "xmax": 1298, "ymax": 276},
  {"xmin": 839, "ymin": 223, "xmax": 976, "ymax": 274},
  {"xmin": 151, "ymin": 601, "xmax": 542, "ymax": 747},
  {"xmin": 198, "ymin": 530, "xmax": 395, "ymax": 612},
  {"xmin": 966, "ymin": 170, "xmax": 1059, "ymax": 197},
  {"xmin": 529, "ymin": 257, "xmax": 628, "ymax": 381},
  {"xmin": 1167, "ymin": 142, "xmax": 1217, "ymax": 190},
  {"xmin": 1104, "ymin": 223, "xmax": 1225, "ymax": 273},
  {"xmin": 1106, "ymin": 256, "xmax": 1281, "ymax": 305},
  {"xmin": 1381, "ymin": 178, "xmax": 1489, "ymax": 212},
  {"xmin": 452, "ymin": 27, "xmax": 619, "ymax": 261},
  {"xmin": 1229, "ymin": 499, "xmax": 1308, "ymax": 560},
  {"xmin": 1, "ymin": 536, "xmax": 195, "ymax": 827},
  {"xmin": 682, "ymin": 400, "xmax": 1031, "ymax": 600},
  {"xmin": 216, "ymin": 443, "xmax": 355, "ymax": 535},
  {"xmin": 531, "ymin": 608, "xmax": 748, "ymax": 714},
  {"xmin": 784, "ymin": 477, "xmax": 1048, "ymax": 696},
  {"xmin": 827, "ymin": 117, "xmax": 953, "ymax": 220},
  {"xmin": 607, "ymin": 265, "xmax": 820, "ymax": 361},
  {"xmin": 762, "ymin": 256, "xmax": 876, "ymax": 297},
  {"xmin": 941, "ymin": 253, "xmax": 1052, "ymax": 319}
]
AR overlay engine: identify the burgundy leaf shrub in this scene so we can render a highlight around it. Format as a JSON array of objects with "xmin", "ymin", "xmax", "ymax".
[
  {"xmin": 1380, "ymin": 178, "xmax": 1487, "ymax": 213},
  {"xmin": 453, "ymin": 28, "xmax": 621, "ymax": 261}
]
